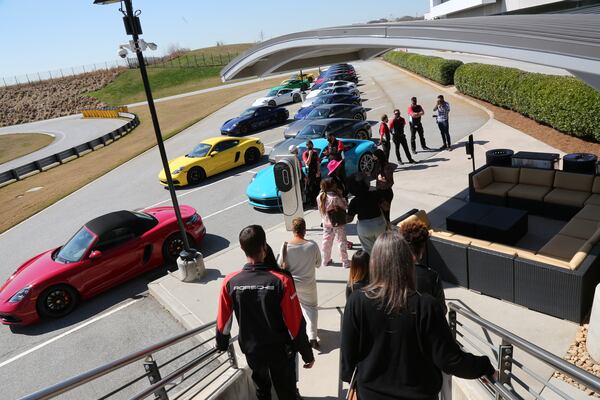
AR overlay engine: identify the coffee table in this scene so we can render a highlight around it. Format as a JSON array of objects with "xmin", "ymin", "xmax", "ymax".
[{"xmin": 446, "ymin": 203, "xmax": 528, "ymax": 245}]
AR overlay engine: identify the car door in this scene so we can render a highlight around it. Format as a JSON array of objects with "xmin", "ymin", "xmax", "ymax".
[
  {"xmin": 210, "ymin": 139, "xmax": 241, "ymax": 172},
  {"xmin": 255, "ymin": 107, "xmax": 271, "ymax": 128},
  {"xmin": 277, "ymin": 89, "xmax": 293, "ymax": 105},
  {"xmin": 77, "ymin": 227, "xmax": 143, "ymax": 296}
]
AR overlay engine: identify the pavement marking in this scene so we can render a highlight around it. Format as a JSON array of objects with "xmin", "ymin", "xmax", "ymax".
[
  {"xmin": 0, "ymin": 299, "xmax": 141, "ymax": 369},
  {"xmin": 265, "ymin": 138, "xmax": 283, "ymax": 146},
  {"xmin": 203, "ymin": 200, "xmax": 248, "ymax": 220},
  {"xmin": 368, "ymin": 105, "xmax": 384, "ymax": 113},
  {"xmin": 146, "ymin": 176, "xmax": 238, "ymax": 208}
]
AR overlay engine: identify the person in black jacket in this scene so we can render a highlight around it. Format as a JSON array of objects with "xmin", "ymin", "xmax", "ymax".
[
  {"xmin": 216, "ymin": 225, "xmax": 314, "ymax": 400},
  {"xmin": 341, "ymin": 230, "xmax": 495, "ymax": 400},
  {"xmin": 400, "ymin": 219, "xmax": 447, "ymax": 314}
]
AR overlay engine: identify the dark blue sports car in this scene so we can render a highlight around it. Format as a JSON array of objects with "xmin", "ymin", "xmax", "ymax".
[
  {"xmin": 295, "ymin": 94, "xmax": 362, "ymax": 120},
  {"xmin": 221, "ymin": 106, "xmax": 289, "ymax": 136}
]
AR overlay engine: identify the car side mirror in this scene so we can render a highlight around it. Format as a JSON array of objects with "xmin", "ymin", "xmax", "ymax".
[
  {"xmin": 89, "ymin": 250, "xmax": 102, "ymax": 260},
  {"xmin": 210, "ymin": 151, "xmax": 218, "ymax": 157}
]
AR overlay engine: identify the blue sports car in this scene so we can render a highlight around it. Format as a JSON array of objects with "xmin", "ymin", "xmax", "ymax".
[
  {"xmin": 246, "ymin": 138, "xmax": 377, "ymax": 210},
  {"xmin": 221, "ymin": 106, "xmax": 289, "ymax": 136},
  {"xmin": 295, "ymin": 94, "xmax": 361, "ymax": 120}
]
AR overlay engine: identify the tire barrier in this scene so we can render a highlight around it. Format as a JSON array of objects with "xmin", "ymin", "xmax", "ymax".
[
  {"xmin": 81, "ymin": 106, "xmax": 129, "ymax": 118},
  {"xmin": 0, "ymin": 112, "xmax": 139, "ymax": 187}
]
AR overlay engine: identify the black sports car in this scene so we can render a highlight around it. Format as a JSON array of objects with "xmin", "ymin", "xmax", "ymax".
[
  {"xmin": 284, "ymin": 104, "xmax": 367, "ymax": 138},
  {"xmin": 220, "ymin": 106, "xmax": 289, "ymax": 135},
  {"xmin": 295, "ymin": 94, "xmax": 362, "ymax": 119}
]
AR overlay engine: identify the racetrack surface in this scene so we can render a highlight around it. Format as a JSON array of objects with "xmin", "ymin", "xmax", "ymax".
[
  {"xmin": 0, "ymin": 115, "xmax": 128, "ymax": 174},
  {"xmin": 0, "ymin": 60, "xmax": 489, "ymax": 398}
]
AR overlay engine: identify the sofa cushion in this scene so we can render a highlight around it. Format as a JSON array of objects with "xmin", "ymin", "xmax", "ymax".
[
  {"xmin": 538, "ymin": 234, "xmax": 587, "ymax": 260},
  {"xmin": 508, "ymin": 184, "xmax": 552, "ymax": 201},
  {"xmin": 543, "ymin": 188, "xmax": 591, "ymax": 207},
  {"xmin": 573, "ymin": 204, "xmax": 600, "ymax": 222},
  {"xmin": 491, "ymin": 166, "xmax": 520, "ymax": 184},
  {"xmin": 569, "ymin": 243, "xmax": 592, "ymax": 270},
  {"xmin": 553, "ymin": 171, "xmax": 594, "ymax": 192},
  {"xmin": 559, "ymin": 218, "xmax": 600, "ymax": 240},
  {"xmin": 519, "ymin": 168, "xmax": 555, "ymax": 187},
  {"xmin": 476, "ymin": 182, "xmax": 515, "ymax": 197},
  {"xmin": 592, "ymin": 176, "xmax": 600, "ymax": 194},
  {"xmin": 585, "ymin": 194, "xmax": 600, "ymax": 207},
  {"xmin": 472, "ymin": 168, "xmax": 493, "ymax": 190}
]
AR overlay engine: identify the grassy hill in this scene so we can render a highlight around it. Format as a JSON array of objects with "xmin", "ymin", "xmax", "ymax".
[{"xmin": 87, "ymin": 43, "xmax": 254, "ymax": 105}]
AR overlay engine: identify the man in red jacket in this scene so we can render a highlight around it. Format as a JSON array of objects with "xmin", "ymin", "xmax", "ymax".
[{"xmin": 216, "ymin": 225, "xmax": 315, "ymax": 400}]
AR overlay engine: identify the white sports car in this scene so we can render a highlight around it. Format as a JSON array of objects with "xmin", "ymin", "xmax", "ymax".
[{"xmin": 252, "ymin": 87, "xmax": 303, "ymax": 107}]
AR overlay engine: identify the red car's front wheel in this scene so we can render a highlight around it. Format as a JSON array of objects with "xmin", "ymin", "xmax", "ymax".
[{"xmin": 37, "ymin": 284, "xmax": 79, "ymax": 319}]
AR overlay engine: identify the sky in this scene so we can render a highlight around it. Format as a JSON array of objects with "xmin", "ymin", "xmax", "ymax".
[{"xmin": 0, "ymin": 0, "xmax": 428, "ymax": 79}]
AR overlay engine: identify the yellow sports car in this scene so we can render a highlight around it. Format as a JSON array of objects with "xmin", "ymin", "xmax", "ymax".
[{"xmin": 158, "ymin": 136, "xmax": 264, "ymax": 186}]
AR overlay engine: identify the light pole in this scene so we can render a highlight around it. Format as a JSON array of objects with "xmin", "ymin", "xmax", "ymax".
[{"xmin": 94, "ymin": 0, "xmax": 196, "ymax": 261}]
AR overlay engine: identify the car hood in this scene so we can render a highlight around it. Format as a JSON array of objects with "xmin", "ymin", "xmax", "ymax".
[
  {"xmin": 253, "ymin": 97, "xmax": 272, "ymax": 105},
  {"xmin": 246, "ymin": 167, "xmax": 278, "ymax": 200},
  {"xmin": 158, "ymin": 155, "xmax": 205, "ymax": 179},
  {"xmin": 0, "ymin": 249, "xmax": 64, "ymax": 302},
  {"xmin": 222, "ymin": 116, "xmax": 249, "ymax": 130},
  {"xmin": 269, "ymin": 138, "xmax": 305, "ymax": 160},
  {"xmin": 283, "ymin": 120, "xmax": 312, "ymax": 138}
]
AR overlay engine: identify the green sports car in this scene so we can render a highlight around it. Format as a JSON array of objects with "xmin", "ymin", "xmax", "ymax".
[{"xmin": 280, "ymin": 79, "xmax": 311, "ymax": 91}]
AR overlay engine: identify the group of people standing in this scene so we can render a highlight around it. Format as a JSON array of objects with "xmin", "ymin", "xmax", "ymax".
[{"xmin": 379, "ymin": 95, "xmax": 452, "ymax": 165}]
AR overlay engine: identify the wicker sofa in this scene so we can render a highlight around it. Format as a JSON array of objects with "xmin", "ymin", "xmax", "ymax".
[
  {"xmin": 393, "ymin": 207, "xmax": 600, "ymax": 323},
  {"xmin": 469, "ymin": 165, "xmax": 600, "ymax": 219}
]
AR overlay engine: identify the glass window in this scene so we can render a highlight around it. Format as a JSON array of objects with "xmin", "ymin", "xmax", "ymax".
[
  {"xmin": 188, "ymin": 143, "xmax": 212, "ymax": 158},
  {"xmin": 266, "ymin": 89, "xmax": 278, "ymax": 97},
  {"xmin": 56, "ymin": 227, "xmax": 96, "ymax": 263},
  {"xmin": 297, "ymin": 124, "xmax": 327, "ymax": 139},
  {"xmin": 280, "ymin": 89, "xmax": 292, "ymax": 95},
  {"xmin": 94, "ymin": 227, "xmax": 135, "ymax": 252},
  {"xmin": 306, "ymin": 108, "xmax": 330, "ymax": 119},
  {"xmin": 240, "ymin": 108, "xmax": 256, "ymax": 117},
  {"xmin": 214, "ymin": 140, "xmax": 239, "ymax": 152}
]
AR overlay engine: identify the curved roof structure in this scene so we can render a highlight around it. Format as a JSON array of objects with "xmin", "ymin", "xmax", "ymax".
[{"xmin": 221, "ymin": 15, "xmax": 600, "ymax": 90}]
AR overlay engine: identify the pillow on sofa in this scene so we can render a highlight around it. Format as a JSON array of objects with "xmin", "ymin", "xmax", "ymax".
[
  {"xmin": 553, "ymin": 171, "xmax": 594, "ymax": 192},
  {"xmin": 472, "ymin": 168, "xmax": 493, "ymax": 190},
  {"xmin": 491, "ymin": 166, "xmax": 519, "ymax": 184},
  {"xmin": 519, "ymin": 168, "xmax": 555, "ymax": 187}
]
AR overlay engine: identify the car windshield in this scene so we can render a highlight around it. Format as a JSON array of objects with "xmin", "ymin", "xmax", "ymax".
[
  {"xmin": 306, "ymin": 108, "xmax": 329, "ymax": 119},
  {"xmin": 318, "ymin": 89, "xmax": 333, "ymax": 96},
  {"xmin": 297, "ymin": 124, "xmax": 327, "ymax": 139},
  {"xmin": 240, "ymin": 108, "xmax": 256, "ymax": 117},
  {"xmin": 312, "ymin": 97, "xmax": 328, "ymax": 106},
  {"xmin": 267, "ymin": 89, "xmax": 278, "ymax": 97},
  {"xmin": 56, "ymin": 227, "xmax": 96, "ymax": 263},
  {"xmin": 187, "ymin": 143, "xmax": 212, "ymax": 158}
]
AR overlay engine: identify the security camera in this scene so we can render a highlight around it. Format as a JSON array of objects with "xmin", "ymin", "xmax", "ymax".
[{"xmin": 118, "ymin": 48, "xmax": 128, "ymax": 58}]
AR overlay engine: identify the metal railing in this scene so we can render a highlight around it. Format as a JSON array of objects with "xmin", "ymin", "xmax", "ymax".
[
  {"xmin": 449, "ymin": 302, "xmax": 600, "ymax": 399},
  {"xmin": 0, "ymin": 112, "xmax": 139, "ymax": 188},
  {"xmin": 19, "ymin": 321, "xmax": 239, "ymax": 400}
]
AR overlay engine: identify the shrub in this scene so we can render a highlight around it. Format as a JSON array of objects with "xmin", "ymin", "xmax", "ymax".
[
  {"xmin": 383, "ymin": 51, "xmax": 463, "ymax": 85},
  {"xmin": 455, "ymin": 63, "xmax": 600, "ymax": 142}
]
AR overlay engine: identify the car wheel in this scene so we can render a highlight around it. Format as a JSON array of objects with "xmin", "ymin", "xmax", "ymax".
[
  {"xmin": 268, "ymin": 100, "xmax": 276, "ymax": 107},
  {"xmin": 356, "ymin": 130, "xmax": 369, "ymax": 140},
  {"xmin": 187, "ymin": 167, "xmax": 206, "ymax": 186},
  {"xmin": 354, "ymin": 113, "xmax": 364, "ymax": 120},
  {"xmin": 244, "ymin": 147, "xmax": 261, "ymax": 165},
  {"xmin": 293, "ymin": 93, "xmax": 301, "ymax": 103},
  {"xmin": 37, "ymin": 285, "xmax": 79, "ymax": 319},
  {"xmin": 162, "ymin": 233, "xmax": 194, "ymax": 266},
  {"xmin": 358, "ymin": 152, "xmax": 376, "ymax": 174}
]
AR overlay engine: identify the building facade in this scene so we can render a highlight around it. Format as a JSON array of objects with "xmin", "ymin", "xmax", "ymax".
[{"xmin": 425, "ymin": 0, "xmax": 593, "ymax": 19}]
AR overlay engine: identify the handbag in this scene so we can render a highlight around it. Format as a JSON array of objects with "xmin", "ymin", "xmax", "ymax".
[
  {"xmin": 328, "ymin": 206, "xmax": 347, "ymax": 227},
  {"xmin": 347, "ymin": 368, "xmax": 358, "ymax": 400}
]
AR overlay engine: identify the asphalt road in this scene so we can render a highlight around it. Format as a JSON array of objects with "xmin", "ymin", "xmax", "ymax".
[
  {"xmin": 0, "ymin": 115, "xmax": 128, "ymax": 174},
  {"xmin": 0, "ymin": 60, "xmax": 488, "ymax": 398}
]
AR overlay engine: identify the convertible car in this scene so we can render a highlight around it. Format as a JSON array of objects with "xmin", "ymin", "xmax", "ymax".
[
  {"xmin": 247, "ymin": 138, "xmax": 376, "ymax": 210},
  {"xmin": 221, "ymin": 106, "xmax": 289, "ymax": 135},
  {"xmin": 252, "ymin": 87, "xmax": 303, "ymax": 107},
  {"xmin": 159, "ymin": 136, "xmax": 264, "ymax": 186},
  {"xmin": 0, "ymin": 206, "xmax": 205, "ymax": 325}
]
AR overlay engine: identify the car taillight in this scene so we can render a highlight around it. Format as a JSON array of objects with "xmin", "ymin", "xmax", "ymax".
[{"xmin": 186, "ymin": 213, "xmax": 201, "ymax": 225}]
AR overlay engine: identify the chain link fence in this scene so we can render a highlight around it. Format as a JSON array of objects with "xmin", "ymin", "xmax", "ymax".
[{"xmin": 1, "ymin": 52, "xmax": 240, "ymax": 88}]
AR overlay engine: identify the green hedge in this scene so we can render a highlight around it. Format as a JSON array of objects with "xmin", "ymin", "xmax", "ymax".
[
  {"xmin": 455, "ymin": 63, "xmax": 600, "ymax": 142},
  {"xmin": 383, "ymin": 51, "xmax": 463, "ymax": 85}
]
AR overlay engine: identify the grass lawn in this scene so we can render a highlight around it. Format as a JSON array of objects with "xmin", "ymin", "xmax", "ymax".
[
  {"xmin": 0, "ymin": 133, "xmax": 54, "ymax": 164},
  {"xmin": 0, "ymin": 76, "xmax": 282, "ymax": 234},
  {"xmin": 87, "ymin": 43, "xmax": 254, "ymax": 106}
]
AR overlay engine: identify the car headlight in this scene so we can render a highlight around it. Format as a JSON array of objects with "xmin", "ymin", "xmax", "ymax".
[
  {"xmin": 9, "ymin": 286, "xmax": 31, "ymax": 303},
  {"xmin": 172, "ymin": 167, "xmax": 185, "ymax": 174}
]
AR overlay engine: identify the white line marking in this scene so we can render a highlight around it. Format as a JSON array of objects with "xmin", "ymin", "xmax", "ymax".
[
  {"xmin": 146, "ymin": 175, "xmax": 238, "ymax": 208},
  {"xmin": 203, "ymin": 200, "xmax": 248, "ymax": 220},
  {"xmin": 0, "ymin": 299, "xmax": 141, "ymax": 369}
]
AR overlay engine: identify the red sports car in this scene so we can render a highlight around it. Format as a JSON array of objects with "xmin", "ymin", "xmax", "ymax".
[{"xmin": 0, "ymin": 205, "xmax": 206, "ymax": 326}]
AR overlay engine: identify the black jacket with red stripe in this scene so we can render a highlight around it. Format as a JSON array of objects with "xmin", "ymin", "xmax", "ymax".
[{"xmin": 216, "ymin": 262, "xmax": 314, "ymax": 363}]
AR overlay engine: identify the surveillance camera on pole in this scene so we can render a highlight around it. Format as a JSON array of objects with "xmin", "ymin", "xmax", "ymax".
[{"xmin": 118, "ymin": 48, "xmax": 128, "ymax": 58}]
